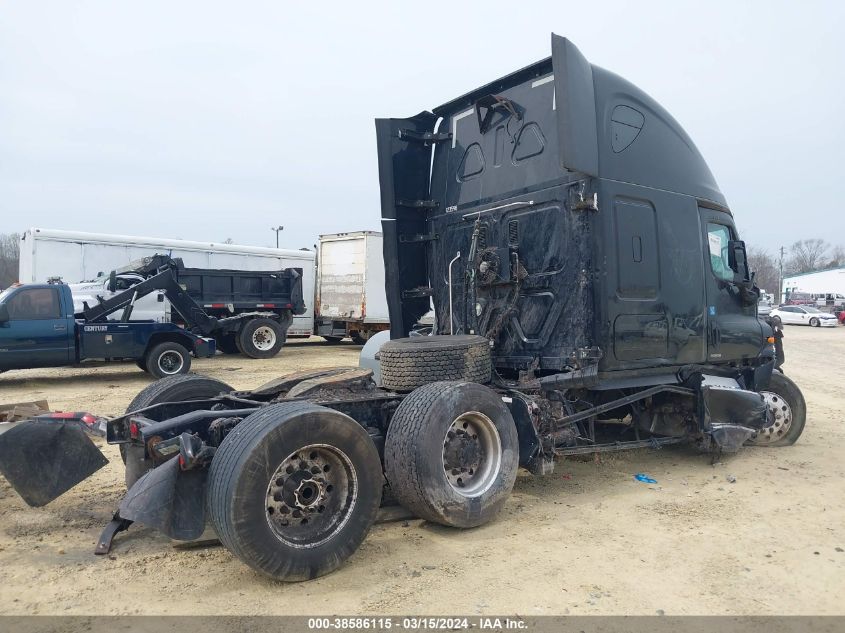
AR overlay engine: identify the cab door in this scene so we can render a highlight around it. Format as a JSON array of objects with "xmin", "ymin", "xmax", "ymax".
[
  {"xmin": 0, "ymin": 287, "xmax": 74, "ymax": 369},
  {"xmin": 777, "ymin": 307, "xmax": 798, "ymax": 324},
  {"xmin": 699, "ymin": 207, "xmax": 763, "ymax": 363}
]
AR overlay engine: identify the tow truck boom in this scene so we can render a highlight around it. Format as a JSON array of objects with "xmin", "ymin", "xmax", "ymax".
[{"xmin": 81, "ymin": 267, "xmax": 219, "ymax": 335}]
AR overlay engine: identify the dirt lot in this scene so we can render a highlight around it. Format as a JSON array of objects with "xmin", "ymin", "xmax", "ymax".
[{"xmin": 0, "ymin": 331, "xmax": 843, "ymax": 616}]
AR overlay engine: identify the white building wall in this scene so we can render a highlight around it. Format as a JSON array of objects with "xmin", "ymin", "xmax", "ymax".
[{"xmin": 782, "ymin": 267, "xmax": 845, "ymax": 295}]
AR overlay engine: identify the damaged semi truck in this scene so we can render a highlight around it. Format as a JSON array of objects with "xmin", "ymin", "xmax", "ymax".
[{"xmin": 0, "ymin": 35, "xmax": 804, "ymax": 582}]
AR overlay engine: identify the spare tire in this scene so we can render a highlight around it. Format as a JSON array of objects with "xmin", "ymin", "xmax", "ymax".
[{"xmin": 379, "ymin": 335, "xmax": 491, "ymax": 392}]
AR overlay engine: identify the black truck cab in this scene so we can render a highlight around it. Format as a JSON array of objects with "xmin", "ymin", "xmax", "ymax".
[{"xmin": 377, "ymin": 35, "xmax": 765, "ymax": 378}]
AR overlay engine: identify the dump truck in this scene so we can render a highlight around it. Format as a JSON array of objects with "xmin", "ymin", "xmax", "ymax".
[{"xmin": 0, "ymin": 35, "xmax": 805, "ymax": 583}]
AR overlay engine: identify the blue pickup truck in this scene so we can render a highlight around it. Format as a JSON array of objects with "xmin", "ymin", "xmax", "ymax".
[{"xmin": 0, "ymin": 282, "xmax": 215, "ymax": 377}]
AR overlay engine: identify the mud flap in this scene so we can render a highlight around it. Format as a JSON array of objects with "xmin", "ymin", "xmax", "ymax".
[
  {"xmin": 702, "ymin": 386, "xmax": 767, "ymax": 452},
  {"xmin": 0, "ymin": 420, "xmax": 108, "ymax": 507},
  {"xmin": 118, "ymin": 457, "xmax": 208, "ymax": 541}
]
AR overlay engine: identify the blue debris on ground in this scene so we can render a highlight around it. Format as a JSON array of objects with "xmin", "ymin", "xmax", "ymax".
[{"xmin": 634, "ymin": 473, "xmax": 657, "ymax": 484}]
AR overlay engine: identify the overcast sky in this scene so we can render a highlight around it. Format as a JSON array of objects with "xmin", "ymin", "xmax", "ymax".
[{"xmin": 1, "ymin": 1, "xmax": 843, "ymax": 254}]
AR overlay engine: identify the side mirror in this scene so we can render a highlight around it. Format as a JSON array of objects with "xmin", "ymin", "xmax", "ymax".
[
  {"xmin": 108, "ymin": 271, "xmax": 117, "ymax": 293},
  {"xmin": 0, "ymin": 304, "xmax": 9, "ymax": 323},
  {"xmin": 728, "ymin": 240, "xmax": 750, "ymax": 283}
]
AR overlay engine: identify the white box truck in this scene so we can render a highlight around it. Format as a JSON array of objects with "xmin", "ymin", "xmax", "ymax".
[
  {"xmin": 18, "ymin": 228, "xmax": 317, "ymax": 336},
  {"xmin": 315, "ymin": 231, "xmax": 390, "ymax": 343}
]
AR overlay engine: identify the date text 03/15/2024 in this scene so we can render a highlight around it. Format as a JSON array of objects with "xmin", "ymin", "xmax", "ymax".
[{"xmin": 307, "ymin": 617, "xmax": 528, "ymax": 630}]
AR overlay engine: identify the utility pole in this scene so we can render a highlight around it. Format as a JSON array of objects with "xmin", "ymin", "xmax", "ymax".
[
  {"xmin": 271, "ymin": 225, "xmax": 284, "ymax": 248},
  {"xmin": 778, "ymin": 245, "xmax": 786, "ymax": 303}
]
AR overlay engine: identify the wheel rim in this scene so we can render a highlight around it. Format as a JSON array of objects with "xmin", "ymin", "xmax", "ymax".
[
  {"xmin": 811, "ymin": 318, "xmax": 819, "ymax": 327},
  {"xmin": 157, "ymin": 350, "xmax": 184, "ymax": 375},
  {"xmin": 252, "ymin": 325, "xmax": 277, "ymax": 351},
  {"xmin": 752, "ymin": 391, "xmax": 793, "ymax": 444},
  {"xmin": 265, "ymin": 444, "xmax": 357, "ymax": 548},
  {"xmin": 442, "ymin": 411, "xmax": 501, "ymax": 497}
]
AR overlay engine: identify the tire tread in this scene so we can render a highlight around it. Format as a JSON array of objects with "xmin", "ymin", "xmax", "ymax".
[
  {"xmin": 380, "ymin": 336, "xmax": 491, "ymax": 392},
  {"xmin": 384, "ymin": 382, "xmax": 457, "ymax": 523},
  {"xmin": 384, "ymin": 381, "xmax": 518, "ymax": 528}
]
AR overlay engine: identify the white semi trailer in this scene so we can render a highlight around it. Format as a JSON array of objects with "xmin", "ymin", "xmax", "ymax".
[
  {"xmin": 18, "ymin": 228, "xmax": 317, "ymax": 336},
  {"xmin": 315, "ymin": 231, "xmax": 389, "ymax": 343}
]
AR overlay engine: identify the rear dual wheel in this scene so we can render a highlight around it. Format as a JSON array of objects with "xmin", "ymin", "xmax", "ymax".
[
  {"xmin": 238, "ymin": 318, "xmax": 285, "ymax": 359},
  {"xmin": 201, "ymin": 382, "xmax": 516, "ymax": 581},
  {"xmin": 384, "ymin": 381, "xmax": 518, "ymax": 528},
  {"xmin": 207, "ymin": 403, "xmax": 382, "ymax": 581}
]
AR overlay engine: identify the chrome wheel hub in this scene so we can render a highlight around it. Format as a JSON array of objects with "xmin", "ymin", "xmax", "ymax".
[
  {"xmin": 252, "ymin": 326, "xmax": 277, "ymax": 351},
  {"xmin": 265, "ymin": 444, "xmax": 357, "ymax": 548},
  {"xmin": 752, "ymin": 391, "xmax": 793, "ymax": 444},
  {"xmin": 158, "ymin": 350, "xmax": 183, "ymax": 374},
  {"xmin": 442, "ymin": 411, "xmax": 501, "ymax": 497}
]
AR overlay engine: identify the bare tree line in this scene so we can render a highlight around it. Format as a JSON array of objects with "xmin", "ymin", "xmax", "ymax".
[
  {"xmin": 0, "ymin": 232, "xmax": 21, "ymax": 289},
  {"xmin": 748, "ymin": 239, "xmax": 844, "ymax": 297}
]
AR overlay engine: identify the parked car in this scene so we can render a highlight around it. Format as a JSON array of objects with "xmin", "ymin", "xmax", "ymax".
[
  {"xmin": 770, "ymin": 305, "xmax": 839, "ymax": 327},
  {"xmin": 757, "ymin": 300, "xmax": 773, "ymax": 316}
]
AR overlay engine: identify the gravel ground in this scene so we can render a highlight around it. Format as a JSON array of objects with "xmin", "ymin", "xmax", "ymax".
[{"xmin": 0, "ymin": 331, "xmax": 843, "ymax": 615}]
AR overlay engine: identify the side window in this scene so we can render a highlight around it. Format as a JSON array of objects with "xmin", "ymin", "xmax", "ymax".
[
  {"xmin": 7, "ymin": 288, "xmax": 61, "ymax": 320},
  {"xmin": 706, "ymin": 223, "xmax": 733, "ymax": 282},
  {"xmin": 114, "ymin": 276, "xmax": 139, "ymax": 291}
]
